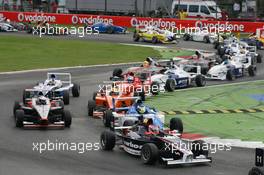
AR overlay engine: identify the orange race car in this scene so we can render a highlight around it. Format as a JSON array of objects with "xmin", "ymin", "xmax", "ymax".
[{"xmin": 87, "ymin": 84, "xmax": 139, "ymax": 127}]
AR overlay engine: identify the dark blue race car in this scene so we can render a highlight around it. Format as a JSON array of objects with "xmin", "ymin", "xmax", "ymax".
[
  {"xmin": 241, "ymin": 38, "xmax": 264, "ymax": 50},
  {"xmin": 91, "ymin": 22, "xmax": 127, "ymax": 34}
]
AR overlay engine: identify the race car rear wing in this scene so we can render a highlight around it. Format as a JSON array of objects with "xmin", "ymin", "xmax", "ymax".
[
  {"xmin": 112, "ymin": 96, "xmax": 139, "ymax": 111},
  {"xmin": 179, "ymin": 64, "xmax": 202, "ymax": 75},
  {"xmin": 47, "ymin": 72, "xmax": 72, "ymax": 86}
]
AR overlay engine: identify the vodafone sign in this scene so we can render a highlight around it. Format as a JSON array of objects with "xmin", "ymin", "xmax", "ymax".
[{"xmin": 1, "ymin": 11, "xmax": 264, "ymax": 33}]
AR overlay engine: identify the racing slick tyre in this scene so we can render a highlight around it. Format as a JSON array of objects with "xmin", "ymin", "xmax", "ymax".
[
  {"xmin": 106, "ymin": 27, "xmax": 114, "ymax": 34},
  {"xmin": 183, "ymin": 34, "xmax": 190, "ymax": 41},
  {"xmin": 15, "ymin": 109, "xmax": 24, "ymax": 128},
  {"xmin": 23, "ymin": 89, "xmax": 30, "ymax": 104},
  {"xmin": 100, "ymin": 130, "xmax": 116, "ymax": 151},
  {"xmin": 203, "ymin": 36, "xmax": 210, "ymax": 43},
  {"xmin": 92, "ymin": 91, "xmax": 97, "ymax": 100},
  {"xmin": 63, "ymin": 110, "xmax": 72, "ymax": 128},
  {"xmin": 150, "ymin": 82, "xmax": 160, "ymax": 95},
  {"xmin": 112, "ymin": 68, "xmax": 123, "ymax": 77},
  {"xmin": 191, "ymin": 140, "xmax": 209, "ymax": 158},
  {"xmin": 214, "ymin": 41, "xmax": 220, "ymax": 49},
  {"xmin": 63, "ymin": 90, "xmax": 70, "ymax": 105},
  {"xmin": 88, "ymin": 100, "xmax": 96, "ymax": 117},
  {"xmin": 248, "ymin": 167, "xmax": 264, "ymax": 175},
  {"xmin": 165, "ymin": 79, "xmax": 176, "ymax": 92},
  {"xmin": 133, "ymin": 33, "xmax": 140, "ymax": 42},
  {"xmin": 195, "ymin": 75, "xmax": 206, "ymax": 87},
  {"xmin": 226, "ymin": 70, "xmax": 235, "ymax": 81},
  {"xmin": 141, "ymin": 143, "xmax": 159, "ymax": 165},
  {"xmin": 123, "ymin": 120, "xmax": 135, "ymax": 126},
  {"xmin": 217, "ymin": 45, "xmax": 225, "ymax": 57},
  {"xmin": 103, "ymin": 110, "xmax": 114, "ymax": 128},
  {"xmin": 248, "ymin": 65, "xmax": 256, "ymax": 77},
  {"xmin": 257, "ymin": 54, "xmax": 262, "ymax": 63},
  {"xmin": 169, "ymin": 117, "xmax": 183, "ymax": 134},
  {"xmin": 152, "ymin": 36, "xmax": 159, "ymax": 44},
  {"xmin": 13, "ymin": 101, "xmax": 21, "ymax": 116},
  {"xmin": 72, "ymin": 83, "xmax": 80, "ymax": 97}
]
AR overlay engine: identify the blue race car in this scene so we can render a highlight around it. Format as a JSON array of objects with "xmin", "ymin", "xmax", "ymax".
[
  {"xmin": 91, "ymin": 22, "xmax": 127, "ymax": 34},
  {"xmin": 241, "ymin": 38, "xmax": 264, "ymax": 50}
]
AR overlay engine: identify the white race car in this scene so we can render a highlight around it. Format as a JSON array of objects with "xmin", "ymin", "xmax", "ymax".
[
  {"xmin": 183, "ymin": 27, "xmax": 217, "ymax": 43},
  {"xmin": 151, "ymin": 64, "xmax": 206, "ymax": 92},
  {"xmin": 14, "ymin": 90, "xmax": 72, "ymax": 128},
  {"xmin": 23, "ymin": 73, "xmax": 80, "ymax": 105},
  {"xmin": 206, "ymin": 56, "xmax": 256, "ymax": 80},
  {"xmin": 217, "ymin": 39, "xmax": 262, "ymax": 63},
  {"xmin": 0, "ymin": 22, "xmax": 18, "ymax": 32}
]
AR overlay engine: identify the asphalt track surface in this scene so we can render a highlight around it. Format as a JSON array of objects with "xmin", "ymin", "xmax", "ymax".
[{"xmin": 0, "ymin": 32, "xmax": 264, "ymax": 175}]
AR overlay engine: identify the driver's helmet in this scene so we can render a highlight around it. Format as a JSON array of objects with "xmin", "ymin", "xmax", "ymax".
[
  {"xmin": 37, "ymin": 96, "xmax": 46, "ymax": 105},
  {"xmin": 143, "ymin": 61, "xmax": 150, "ymax": 68},
  {"xmin": 50, "ymin": 74, "xmax": 56, "ymax": 81},
  {"xmin": 127, "ymin": 76, "xmax": 134, "ymax": 83},
  {"xmin": 142, "ymin": 118, "xmax": 153, "ymax": 127},
  {"xmin": 137, "ymin": 104, "xmax": 146, "ymax": 114}
]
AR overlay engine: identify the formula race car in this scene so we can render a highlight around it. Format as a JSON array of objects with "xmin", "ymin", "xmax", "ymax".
[
  {"xmin": 216, "ymin": 38, "xmax": 262, "ymax": 63},
  {"xmin": 91, "ymin": 22, "xmax": 127, "ymax": 34},
  {"xmin": 100, "ymin": 117, "xmax": 212, "ymax": 166},
  {"xmin": 133, "ymin": 26, "xmax": 179, "ymax": 44},
  {"xmin": 87, "ymin": 83, "xmax": 137, "ymax": 121},
  {"xmin": 111, "ymin": 57, "xmax": 165, "ymax": 79},
  {"xmin": 23, "ymin": 73, "xmax": 80, "ymax": 105},
  {"xmin": 106, "ymin": 98, "xmax": 165, "ymax": 130},
  {"xmin": 13, "ymin": 89, "xmax": 72, "ymax": 128},
  {"xmin": 151, "ymin": 63, "xmax": 206, "ymax": 91},
  {"xmin": 0, "ymin": 22, "xmax": 18, "ymax": 32},
  {"xmin": 248, "ymin": 148, "xmax": 264, "ymax": 175},
  {"xmin": 183, "ymin": 27, "xmax": 218, "ymax": 44},
  {"xmin": 206, "ymin": 55, "xmax": 256, "ymax": 80}
]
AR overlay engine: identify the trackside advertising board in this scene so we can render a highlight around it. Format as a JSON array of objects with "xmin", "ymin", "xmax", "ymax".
[{"xmin": 1, "ymin": 11, "xmax": 264, "ymax": 33}]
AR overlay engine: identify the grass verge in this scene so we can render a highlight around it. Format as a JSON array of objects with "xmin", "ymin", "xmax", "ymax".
[
  {"xmin": 0, "ymin": 35, "xmax": 160, "ymax": 72},
  {"xmin": 146, "ymin": 80, "xmax": 264, "ymax": 142}
]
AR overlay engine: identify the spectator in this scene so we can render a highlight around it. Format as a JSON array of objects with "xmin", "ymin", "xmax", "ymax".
[{"xmin": 233, "ymin": 2, "xmax": 240, "ymax": 18}]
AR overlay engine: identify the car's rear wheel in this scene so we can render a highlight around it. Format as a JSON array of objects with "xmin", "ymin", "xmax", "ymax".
[
  {"xmin": 63, "ymin": 110, "xmax": 72, "ymax": 128},
  {"xmin": 226, "ymin": 70, "xmax": 235, "ymax": 81},
  {"xmin": 72, "ymin": 83, "xmax": 80, "ymax": 97},
  {"xmin": 170, "ymin": 117, "xmax": 183, "ymax": 133},
  {"xmin": 141, "ymin": 143, "xmax": 159, "ymax": 165},
  {"xmin": 150, "ymin": 82, "xmax": 159, "ymax": 95},
  {"xmin": 152, "ymin": 36, "xmax": 158, "ymax": 44},
  {"xmin": 106, "ymin": 27, "xmax": 114, "ymax": 34},
  {"xmin": 103, "ymin": 110, "xmax": 113, "ymax": 127},
  {"xmin": 13, "ymin": 101, "xmax": 21, "ymax": 116},
  {"xmin": 191, "ymin": 140, "xmax": 208, "ymax": 158},
  {"xmin": 248, "ymin": 65, "xmax": 256, "ymax": 77},
  {"xmin": 203, "ymin": 36, "xmax": 210, "ymax": 43},
  {"xmin": 183, "ymin": 34, "xmax": 190, "ymax": 41},
  {"xmin": 248, "ymin": 167, "xmax": 264, "ymax": 175},
  {"xmin": 165, "ymin": 79, "xmax": 176, "ymax": 92},
  {"xmin": 88, "ymin": 100, "xmax": 96, "ymax": 117},
  {"xmin": 100, "ymin": 131, "xmax": 116, "ymax": 151},
  {"xmin": 23, "ymin": 89, "xmax": 30, "ymax": 104},
  {"xmin": 133, "ymin": 32, "xmax": 140, "ymax": 42},
  {"xmin": 195, "ymin": 75, "xmax": 206, "ymax": 87},
  {"xmin": 112, "ymin": 68, "xmax": 123, "ymax": 77},
  {"xmin": 63, "ymin": 90, "xmax": 70, "ymax": 105},
  {"xmin": 257, "ymin": 54, "xmax": 262, "ymax": 63},
  {"xmin": 15, "ymin": 110, "xmax": 24, "ymax": 128}
]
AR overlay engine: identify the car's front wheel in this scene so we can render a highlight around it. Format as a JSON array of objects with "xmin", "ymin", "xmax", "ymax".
[{"xmin": 141, "ymin": 143, "xmax": 159, "ymax": 165}]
